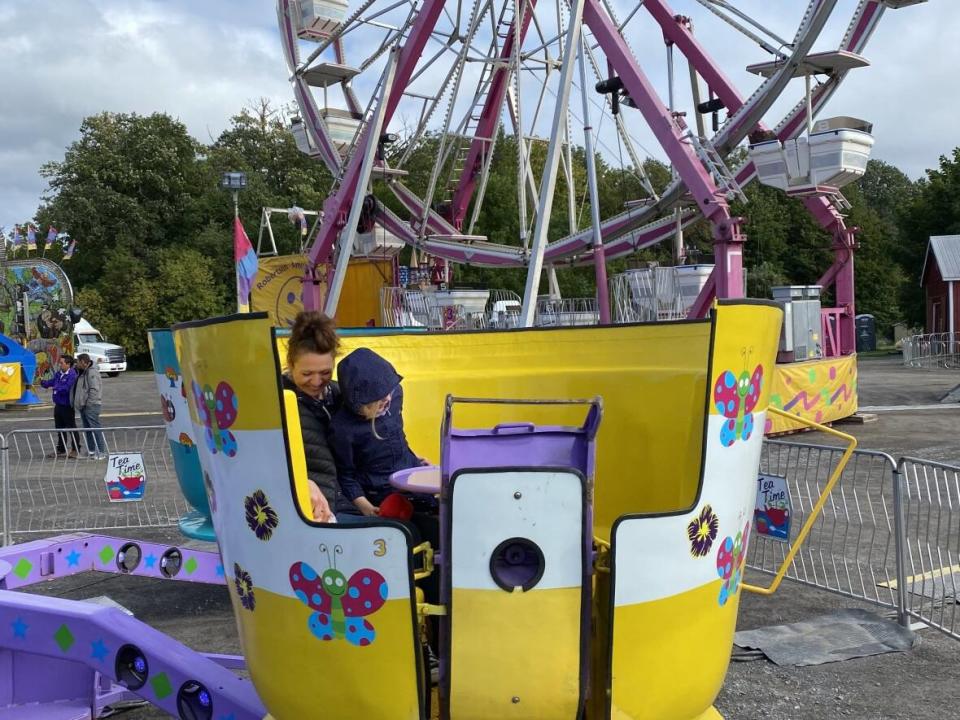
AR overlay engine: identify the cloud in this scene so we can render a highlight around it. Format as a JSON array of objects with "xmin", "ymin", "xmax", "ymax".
[
  {"xmin": 1, "ymin": 0, "xmax": 955, "ymax": 236},
  {"xmin": 0, "ymin": 0, "xmax": 289, "ymax": 229}
]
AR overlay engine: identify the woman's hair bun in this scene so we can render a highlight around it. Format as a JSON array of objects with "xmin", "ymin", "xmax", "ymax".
[{"xmin": 287, "ymin": 311, "xmax": 340, "ymax": 365}]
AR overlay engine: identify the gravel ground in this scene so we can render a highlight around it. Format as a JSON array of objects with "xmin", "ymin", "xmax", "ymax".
[{"xmin": 9, "ymin": 356, "xmax": 960, "ymax": 719}]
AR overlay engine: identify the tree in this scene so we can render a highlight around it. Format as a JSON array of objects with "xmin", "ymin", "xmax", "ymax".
[
  {"xmin": 37, "ymin": 112, "xmax": 205, "ymax": 290},
  {"xmin": 897, "ymin": 149, "xmax": 960, "ymax": 326}
]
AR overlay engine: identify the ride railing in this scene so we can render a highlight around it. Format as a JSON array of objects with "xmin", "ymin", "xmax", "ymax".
[
  {"xmin": 821, "ymin": 308, "xmax": 844, "ymax": 358},
  {"xmin": 0, "ymin": 422, "xmax": 955, "ymax": 641},
  {"xmin": 380, "ymin": 286, "xmax": 435, "ymax": 328},
  {"xmin": 747, "ymin": 439, "xmax": 960, "ymax": 641},
  {"xmin": 610, "ymin": 267, "xmax": 685, "ymax": 323},
  {"xmin": 902, "ymin": 332, "xmax": 960, "ymax": 368},
  {"xmin": 534, "ymin": 297, "xmax": 599, "ymax": 327},
  {"xmin": 0, "ymin": 426, "xmax": 186, "ymax": 546},
  {"xmin": 380, "ymin": 287, "xmax": 488, "ymax": 330},
  {"xmin": 748, "ymin": 441, "xmax": 902, "ymax": 611}
]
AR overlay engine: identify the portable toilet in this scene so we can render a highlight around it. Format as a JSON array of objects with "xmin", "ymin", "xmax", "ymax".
[{"xmin": 856, "ymin": 314, "xmax": 877, "ymax": 352}]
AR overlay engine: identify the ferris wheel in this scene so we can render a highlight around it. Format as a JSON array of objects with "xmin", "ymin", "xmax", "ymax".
[{"xmin": 277, "ymin": 0, "xmax": 925, "ymax": 332}]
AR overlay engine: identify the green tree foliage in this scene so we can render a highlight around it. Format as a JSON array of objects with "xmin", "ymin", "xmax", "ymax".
[
  {"xmin": 35, "ymin": 103, "xmax": 333, "ymax": 364},
  {"xmin": 898, "ymin": 150, "xmax": 960, "ymax": 326},
  {"xmin": 28, "ymin": 99, "xmax": 949, "ymax": 357}
]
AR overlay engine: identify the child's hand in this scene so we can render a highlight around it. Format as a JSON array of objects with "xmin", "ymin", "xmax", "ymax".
[
  {"xmin": 418, "ymin": 457, "xmax": 432, "ymax": 467},
  {"xmin": 307, "ymin": 480, "xmax": 334, "ymax": 522},
  {"xmin": 354, "ymin": 496, "xmax": 380, "ymax": 517}
]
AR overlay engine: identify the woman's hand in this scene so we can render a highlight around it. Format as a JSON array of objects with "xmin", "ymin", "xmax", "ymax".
[
  {"xmin": 354, "ymin": 496, "xmax": 380, "ymax": 517},
  {"xmin": 307, "ymin": 480, "xmax": 334, "ymax": 522}
]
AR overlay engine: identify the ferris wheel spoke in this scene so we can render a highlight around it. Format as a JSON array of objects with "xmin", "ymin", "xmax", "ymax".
[
  {"xmin": 585, "ymin": 0, "xmax": 733, "ymax": 226},
  {"xmin": 711, "ymin": 0, "xmax": 838, "ymax": 153},
  {"xmin": 691, "ymin": 0, "xmax": 790, "ymax": 58},
  {"xmin": 417, "ymin": 0, "xmax": 491, "ymax": 229},
  {"xmin": 390, "ymin": 182, "xmax": 460, "ymax": 235},
  {"xmin": 577, "ymin": 35, "xmax": 658, "ymax": 199}
]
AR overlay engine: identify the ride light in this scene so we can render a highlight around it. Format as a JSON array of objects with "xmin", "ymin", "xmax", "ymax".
[
  {"xmin": 177, "ymin": 680, "xmax": 214, "ymax": 720},
  {"xmin": 117, "ymin": 543, "xmax": 142, "ymax": 573},
  {"xmin": 159, "ymin": 548, "xmax": 183, "ymax": 578},
  {"xmin": 115, "ymin": 644, "xmax": 149, "ymax": 690}
]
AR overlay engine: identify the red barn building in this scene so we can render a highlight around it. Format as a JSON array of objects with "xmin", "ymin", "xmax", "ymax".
[{"xmin": 921, "ymin": 235, "xmax": 960, "ymax": 334}]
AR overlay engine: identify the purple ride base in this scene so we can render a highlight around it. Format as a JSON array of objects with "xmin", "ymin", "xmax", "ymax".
[{"xmin": 0, "ymin": 534, "xmax": 265, "ymax": 719}]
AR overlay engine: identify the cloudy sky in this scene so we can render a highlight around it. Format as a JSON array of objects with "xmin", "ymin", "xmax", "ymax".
[{"xmin": 1, "ymin": 0, "xmax": 956, "ymax": 235}]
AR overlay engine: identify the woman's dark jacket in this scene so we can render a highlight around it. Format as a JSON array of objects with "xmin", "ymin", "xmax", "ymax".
[
  {"xmin": 282, "ymin": 375, "xmax": 341, "ymax": 507},
  {"xmin": 328, "ymin": 348, "xmax": 419, "ymax": 510}
]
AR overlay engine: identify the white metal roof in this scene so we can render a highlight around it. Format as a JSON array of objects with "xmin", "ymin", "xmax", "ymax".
[{"xmin": 922, "ymin": 235, "xmax": 960, "ymax": 284}]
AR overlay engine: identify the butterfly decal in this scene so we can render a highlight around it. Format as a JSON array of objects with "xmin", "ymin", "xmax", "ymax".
[
  {"xmin": 716, "ymin": 521, "xmax": 751, "ymax": 606},
  {"xmin": 191, "ymin": 380, "xmax": 238, "ymax": 457},
  {"xmin": 713, "ymin": 349, "xmax": 763, "ymax": 447},
  {"xmin": 289, "ymin": 544, "xmax": 388, "ymax": 647}
]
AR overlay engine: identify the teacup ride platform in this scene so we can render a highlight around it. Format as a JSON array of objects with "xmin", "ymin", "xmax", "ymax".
[{"xmin": 0, "ymin": 299, "xmax": 861, "ymax": 720}]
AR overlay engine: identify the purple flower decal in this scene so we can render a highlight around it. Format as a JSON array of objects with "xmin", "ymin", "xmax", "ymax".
[
  {"xmin": 234, "ymin": 563, "xmax": 255, "ymax": 611},
  {"xmin": 687, "ymin": 504, "xmax": 719, "ymax": 558},
  {"xmin": 244, "ymin": 490, "xmax": 279, "ymax": 541}
]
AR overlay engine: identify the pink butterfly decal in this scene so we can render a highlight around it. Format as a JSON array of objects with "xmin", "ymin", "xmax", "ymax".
[
  {"xmin": 289, "ymin": 544, "xmax": 387, "ymax": 647},
  {"xmin": 191, "ymin": 380, "xmax": 238, "ymax": 457},
  {"xmin": 713, "ymin": 353, "xmax": 763, "ymax": 448}
]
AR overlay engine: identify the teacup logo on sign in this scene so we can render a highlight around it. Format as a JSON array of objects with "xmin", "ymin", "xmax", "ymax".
[{"xmin": 103, "ymin": 453, "xmax": 146, "ymax": 502}]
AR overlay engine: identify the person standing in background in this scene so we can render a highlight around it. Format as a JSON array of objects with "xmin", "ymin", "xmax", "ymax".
[
  {"xmin": 41, "ymin": 355, "xmax": 79, "ymax": 458},
  {"xmin": 72, "ymin": 353, "xmax": 107, "ymax": 459}
]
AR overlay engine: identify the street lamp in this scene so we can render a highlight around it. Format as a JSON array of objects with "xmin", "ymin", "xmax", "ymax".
[{"xmin": 220, "ymin": 171, "xmax": 247, "ymax": 219}]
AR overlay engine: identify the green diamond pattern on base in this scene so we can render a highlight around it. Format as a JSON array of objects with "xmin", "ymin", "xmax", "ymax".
[
  {"xmin": 54, "ymin": 624, "xmax": 75, "ymax": 652},
  {"xmin": 184, "ymin": 556, "xmax": 198, "ymax": 575},
  {"xmin": 12, "ymin": 558, "xmax": 32, "ymax": 579},
  {"xmin": 98, "ymin": 545, "xmax": 114, "ymax": 565},
  {"xmin": 151, "ymin": 672, "xmax": 173, "ymax": 700}
]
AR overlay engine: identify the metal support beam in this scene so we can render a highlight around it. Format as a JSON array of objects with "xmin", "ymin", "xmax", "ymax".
[
  {"xmin": 583, "ymin": 0, "xmax": 733, "ymax": 226},
  {"xmin": 950, "ymin": 280, "xmax": 956, "ymax": 338},
  {"xmin": 324, "ymin": 50, "xmax": 398, "ymax": 317},
  {"xmin": 519, "ymin": 0, "xmax": 587, "ymax": 327},
  {"xmin": 578, "ymin": 35, "xmax": 610, "ymax": 324}
]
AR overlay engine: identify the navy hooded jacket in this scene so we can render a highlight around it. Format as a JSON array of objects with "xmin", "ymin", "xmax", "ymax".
[{"xmin": 329, "ymin": 348, "xmax": 419, "ymax": 510}]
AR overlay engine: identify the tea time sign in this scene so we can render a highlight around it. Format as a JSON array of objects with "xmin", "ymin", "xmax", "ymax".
[
  {"xmin": 755, "ymin": 473, "xmax": 792, "ymax": 542},
  {"xmin": 103, "ymin": 453, "xmax": 147, "ymax": 502}
]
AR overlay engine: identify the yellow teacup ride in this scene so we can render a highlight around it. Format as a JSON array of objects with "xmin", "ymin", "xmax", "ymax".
[{"xmin": 173, "ymin": 299, "xmax": 785, "ymax": 719}]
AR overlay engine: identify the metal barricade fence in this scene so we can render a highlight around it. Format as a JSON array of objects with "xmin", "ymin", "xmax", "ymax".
[
  {"xmin": 898, "ymin": 457, "xmax": 960, "ymax": 640},
  {"xmin": 902, "ymin": 332, "xmax": 960, "ymax": 368},
  {"xmin": 0, "ymin": 426, "xmax": 187, "ymax": 545},
  {"xmin": 748, "ymin": 440, "xmax": 905, "ymax": 615}
]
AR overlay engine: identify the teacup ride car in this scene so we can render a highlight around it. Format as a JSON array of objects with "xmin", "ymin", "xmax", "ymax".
[{"xmin": 169, "ymin": 299, "xmax": 783, "ymax": 719}]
